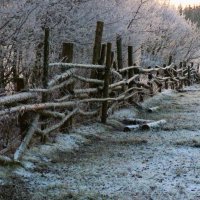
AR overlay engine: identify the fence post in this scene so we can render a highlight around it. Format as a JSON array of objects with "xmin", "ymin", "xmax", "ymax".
[
  {"xmin": 179, "ymin": 62, "xmax": 183, "ymax": 89},
  {"xmin": 60, "ymin": 42, "xmax": 74, "ymax": 95},
  {"xmin": 31, "ymin": 43, "xmax": 43, "ymax": 86},
  {"xmin": 116, "ymin": 35, "xmax": 123, "ymax": 70},
  {"xmin": 168, "ymin": 55, "xmax": 172, "ymax": 65},
  {"xmin": 155, "ymin": 66, "xmax": 162, "ymax": 92},
  {"xmin": 0, "ymin": 47, "xmax": 5, "ymax": 91},
  {"xmin": 90, "ymin": 21, "xmax": 104, "ymax": 86},
  {"xmin": 60, "ymin": 43, "xmax": 74, "ymax": 132},
  {"xmin": 42, "ymin": 28, "xmax": 49, "ymax": 103},
  {"xmin": 128, "ymin": 46, "xmax": 133, "ymax": 88},
  {"xmin": 111, "ymin": 51, "xmax": 115, "ymax": 83},
  {"xmin": 163, "ymin": 64, "xmax": 168, "ymax": 89},
  {"xmin": 16, "ymin": 78, "xmax": 29, "ymax": 138},
  {"xmin": 191, "ymin": 62, "xmax": 194, "ymax": 84},
  {"xmin": 41, "ymin": 28, "xmax": 49, "ymax": 143},
  {"xmin": 128, "ymin": 46, "xmax": 134, "ymax": 101},
  {"xmin": 188, "ymin": 65, "xmax": 191, "ymax": 86},
  {"xmin": 61, "ymin": 43, "xmax": 73, "ymax": 64},
  {"xmin": 173, "ymin": 65, "xmax": 178, "ymax": 90},
  {"xmin": 101, "ymin": 43, "xmax": 112, "ymax": 124},
  {"xmin": 147, "ymin": 66, "xmax": 154, "ymax": 96},
  {"xmin": 197, "ymin": 64, "xmax": 199, "ymax": 74},
  {"xmin": 97, "ymin": 44, "xmax": 106, "ymax": 82}
]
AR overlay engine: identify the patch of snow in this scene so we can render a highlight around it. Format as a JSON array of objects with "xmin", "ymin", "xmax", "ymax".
[
  {"xmin": 3, "ymin": 84, "xmax": 200, "ymax": 200},
  {"xmin": 110, "ymin": 108, "xmax": 137, "ymax": 120}
]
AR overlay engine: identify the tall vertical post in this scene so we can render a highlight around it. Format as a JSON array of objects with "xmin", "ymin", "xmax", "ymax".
[
  {"xmin": 60, "ymin": 43, "xmax": 74, "ymax": 132},
  {"xmin": 90, "ymin": 21, "xmax": 104, "ymax": 86},
  {"xmin": 116, "ymin": 35, "xmax": 123, "ymax": 70},
  {"xmin": 42, "ymin": 28, "xmax": 49, "ymax": 103},
  {"xmin": 0, "ymin": 46, "xmax": 4, "ymax": 91},
  {"xmin": 61, "ymin": 43, "xmax": 73, "ymax": 65},
  {"xmin": 179, "ymin": 62, "xmax": 183, "ymax": 69},
  {"xmin": 16, "ymin": 78, "xmax": 29, "ymax": 138},
  {"xmin": 99, "ymin": 44, "xmax": 106, "ymax": 65},
  {"xmin": 191, "ymin": 62, "xmax": 194, "ymax": 84},
  {"xmin": 41, "ymin": 28, "xmax": 49, "ymax": 142},
  {"xmin": 188, "ymin": 65, "xmax": 191, "ymax": 86},
  {"xmin": 179, "ymin": 62, "xmax": 183, "ymax": 89},
  {"xmin": 32, "ymin": 43, "xmax": 43, "ymax": 86},
  {"xmin": 60, "ymin": 42, "xmax": 74, "ymax": 95},
  {"xmin": 168, "ymin": 55, "xmax": 172, "ymax": 65},
  {"xmin": 128, "ymin": 46, "xmax": 133, "ymax": 88},
  {"xmin": 183, "ymin": 61, "xmax": 187, "ymax": 86},
  {"xmin": 12, "ymin": 46, "xmax": 18, "ymax": 86},
  {"xmin": 97, "ymin": 44, "xmax": 106, "ymax": 82},
  {"xmin": 197, "ymin": 64, "xmax": 199, "ymax": 74},
  {"xmin": 101, "ymin": 43, "xmax": 112, "ymax": 124}
]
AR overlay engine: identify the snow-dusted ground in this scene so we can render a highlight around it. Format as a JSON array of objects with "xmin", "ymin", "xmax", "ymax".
[{"xmin": 1, "ymin": 85, "xmax": 200, "ymax": 199}]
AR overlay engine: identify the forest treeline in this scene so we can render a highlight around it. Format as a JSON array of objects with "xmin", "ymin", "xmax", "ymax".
[
  {"xmin": 180, "ymin": 4, "xmax": 200, "ymax": 27},
  {"xmin": 1, "ymin": 0, "xmax": 200, "ymax": 92}
]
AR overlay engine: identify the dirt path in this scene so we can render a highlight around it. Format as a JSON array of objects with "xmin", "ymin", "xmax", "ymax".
[{"xmin": 2, "ymin": 85, "xmax": 200, "ymax": 200}]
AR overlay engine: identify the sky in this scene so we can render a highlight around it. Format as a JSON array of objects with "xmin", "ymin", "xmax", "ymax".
[{"xmin": 170, "ymin": 0, "xmax": 200, "ymax": 7}]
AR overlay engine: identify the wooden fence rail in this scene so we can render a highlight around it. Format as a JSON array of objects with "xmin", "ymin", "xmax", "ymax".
[{"xmin": 0, "ymin": 21, "xmax": 200, "ymax": 164}]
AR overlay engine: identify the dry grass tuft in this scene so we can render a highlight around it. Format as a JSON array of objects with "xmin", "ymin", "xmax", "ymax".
[
  {"xmin": 109, "ymin": 137, "xmax": 148, "ymax": 145},
  {"xmin": 175, "ymin": 139, "xmax": 200, "ymax": 148}
]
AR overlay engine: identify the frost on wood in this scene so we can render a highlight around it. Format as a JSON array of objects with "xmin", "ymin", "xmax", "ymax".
[
  {"xmin": 124, "ymin": 119, "xmax": 167, "ymax": 131},
  {"xmin": 48, "ymin": 69, "xmax": 76, "ymax": 87},
  {"xmin": 0, "ymin": 92, "xmax": 37, "ymax": 106},
  {"xmin": 14, "ymin": 115, "xmax": 40, "ymax": 161},
  {"xmin": 29, "ymin": 79, "xmax": 74, "ymax": 93},
  {"xmin": 0, "ymin": 155, "xmax": 20, "ymax": 165},
  {"xmin": 49, "ymin": 63, "xmax": 105, "ymax": 70},
  {"xmin": 73, "ymin": 75, "xmax": 104, "ymax": 85},
  {"xmin": 39, "ymin": 109, "xmax": 79, "ymax": 136}
]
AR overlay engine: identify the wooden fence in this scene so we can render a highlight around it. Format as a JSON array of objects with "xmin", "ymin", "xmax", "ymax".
[{"xmin": 0, "ymin": 21, "xmax": 200, "ymax": 165}]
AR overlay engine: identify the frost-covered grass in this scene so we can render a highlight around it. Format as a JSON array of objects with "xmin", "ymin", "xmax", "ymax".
[{"xmin": 2, "ymin": 85, "xmax": 200, "ymax": 199}]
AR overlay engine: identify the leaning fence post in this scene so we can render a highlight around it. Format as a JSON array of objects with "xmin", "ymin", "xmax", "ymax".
[
  {"xmin": 97, "ymin": 44, "xmax": 107, "ymax": 99},
  {"xmin": 90, "ymin": 21, "xmax": 104, "ymax": 87},
  {"xmin": 97, "ymin": 44, "xmax": 106, "ymax": 86},
  {"xmin": 110, "ymin": 51, "xmax": 115, "ymax": 83},
  {"xmin": 101, "ymin": 43, "xmax": 112, "ymax": 123}
]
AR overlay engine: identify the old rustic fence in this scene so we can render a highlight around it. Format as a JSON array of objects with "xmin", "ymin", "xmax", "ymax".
[{"xmin": 0, "ymin": 21, "xmax": 200, "ymax": 165}]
